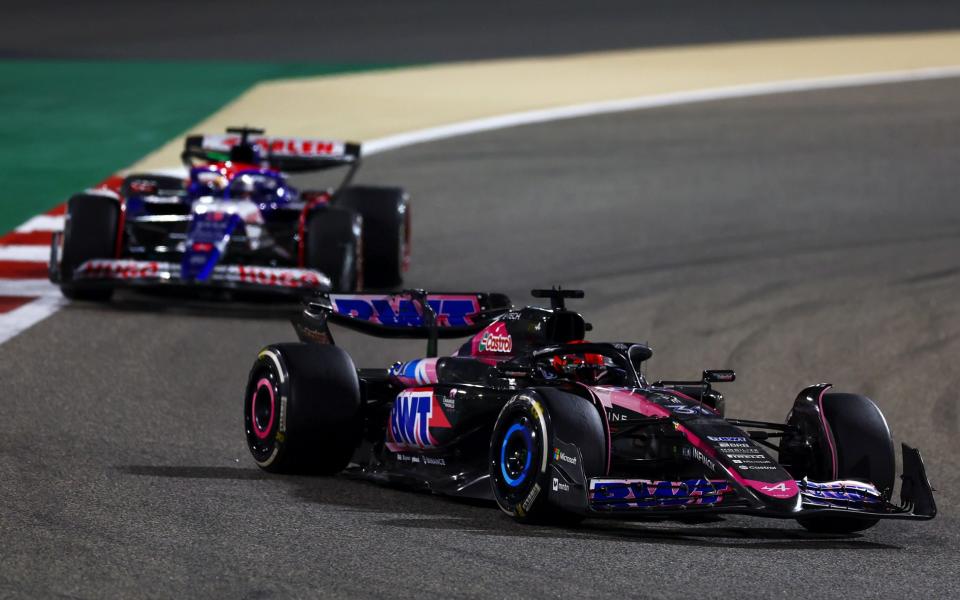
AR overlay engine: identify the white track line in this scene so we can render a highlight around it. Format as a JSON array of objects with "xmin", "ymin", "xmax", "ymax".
[
  {"xmin": 0, "ymin": 279, "xmax": 57, "ymax": 297},
  {"xmin": 15, "ymin": 215, "xmax": 64, "ymax": 233},
  {"xmin": 0, "ymin": 294, "xmax": 65, "ymax": 343},
  {"xmin": 1, "ymin": 65, "xmax": 959, "ymax": 347},
  {"xmin": 0, "ymin": 245, "xmax": 51, "ymax": 261}
]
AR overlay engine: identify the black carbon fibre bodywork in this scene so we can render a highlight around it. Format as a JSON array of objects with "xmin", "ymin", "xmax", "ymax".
[{"xmin": 253, "ymin": 289, "xmax": 936, "ymax": 526}]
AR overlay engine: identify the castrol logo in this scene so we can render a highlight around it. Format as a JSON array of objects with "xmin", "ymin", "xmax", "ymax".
[{"xmin": 478, "ymin": 322, "xmax": 513, "ymax": 353}]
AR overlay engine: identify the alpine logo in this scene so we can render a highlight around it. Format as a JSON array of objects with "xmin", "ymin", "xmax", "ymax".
[
  {"xmin": 606, "ymin": 410, "xmax": 630, "ymax": 422},
  {"xmin": 752, "ymin": 479, "xmax": 799, "ymax": 498},
  {"xmin": 761, "ymin": 482, "xmax": 790, "ymax": 492},
  {"xmin": 387, "ymin": 389, "xmax": 451, "ymax": 449}
]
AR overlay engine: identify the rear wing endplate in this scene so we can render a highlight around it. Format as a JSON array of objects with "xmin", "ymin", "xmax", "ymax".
[{"xmin": 293, "ymin": 290, "xmax": 512, "ymax": 357}]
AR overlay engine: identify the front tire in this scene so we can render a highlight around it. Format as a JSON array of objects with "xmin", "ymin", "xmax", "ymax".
[
  {"xmin": 59, "ymin": 194, "xmax": 119, "ymax": 301},
  {"xmin": 489, "ymin": 393, "xmax": 550, "ymax": 521},
  {"xmin": 784, "ymin": 390, "xmax": 895, "ymax": 534},
  {"xmin": 244, "ymin": 343, "xmax": 362, "ymax": 474},
  {"xmin": 489, "ymin": 388, "xmax": 605, "ymax": 524}
]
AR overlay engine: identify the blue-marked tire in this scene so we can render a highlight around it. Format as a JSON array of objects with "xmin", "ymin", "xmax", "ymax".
[
  {"xmin": 489, "ymin": 394, "xmax": 551, "ymax": 521},
  {"xmin": 490, "ymin": 389, "xmax": 606, "ymax": 524}
]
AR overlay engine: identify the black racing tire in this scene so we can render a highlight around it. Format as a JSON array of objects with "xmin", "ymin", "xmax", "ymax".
[
  {"xmin": 305, "ymin": 206, "xmax": 362, "ymax": 292},
  {"xmin": 793, "ymin": 392, "xmax": 895, "ymax": 534},
  {"xmin": 244, "ymin": 343, "xmax": 362, "ymax": 474},
  {"xmin": 489, "ymin": 388, "xmax": 605, "ymax": 525},
  {"xmin": 59, "ymin": 194, "xmax": 119, "ymax": 301},
  {"xmin": 335, "ymin": 185, "xmax": 408, "ymax": 288}
]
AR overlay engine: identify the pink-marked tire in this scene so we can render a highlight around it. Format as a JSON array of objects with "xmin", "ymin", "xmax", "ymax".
[{"xmin": 244, "ymin": 343, "xmax": 362, "ymax": 474}]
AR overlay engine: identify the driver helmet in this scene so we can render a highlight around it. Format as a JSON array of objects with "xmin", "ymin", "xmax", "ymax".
[
  {"xmin": 548, "ymin": 351, "xmax": 607, "ymax": 384},
  {"xmin": 228, "ymin": 172, "xmax": 283, "ymax": 203},
  {"xmin": 229, "ymin": 140, "xmax": 263, "ymax": 165}
]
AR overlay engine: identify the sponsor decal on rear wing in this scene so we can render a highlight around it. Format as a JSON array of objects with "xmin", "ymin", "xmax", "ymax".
[
  {"xmin": 293, "ymin": 291, "xmax": 512, "ymax": 355},
  {"xmin": 183, "ymin": 133, "xmax": 361, "ymax": 171}
]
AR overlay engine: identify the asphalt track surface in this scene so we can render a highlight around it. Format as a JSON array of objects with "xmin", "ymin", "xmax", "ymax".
[
  {"xmin": 4, "ymin": 0, "xmax": 960, "ymax": 61},
  {"xmin": 1, "ymin": 78, "xmax": 958, "ymax": 597}
]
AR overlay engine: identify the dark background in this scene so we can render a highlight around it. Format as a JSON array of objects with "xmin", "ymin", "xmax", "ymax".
[{"xmin": 3, "ymin": 0, "xmax": 959, "ymax": 61}]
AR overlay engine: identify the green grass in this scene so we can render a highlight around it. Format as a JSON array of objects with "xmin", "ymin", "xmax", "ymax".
[{"xmin": 0, "ymin": 60, "xmax": 403, "ymax": 233}]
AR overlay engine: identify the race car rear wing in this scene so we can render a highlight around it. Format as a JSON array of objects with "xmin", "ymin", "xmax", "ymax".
[
  {"xmin": 293, "ymin": 290, "xmax": 512, "ymax": 357},
  {"xmin": 181, "ymin": 129, "xmax": 362, "ymax": 173}
]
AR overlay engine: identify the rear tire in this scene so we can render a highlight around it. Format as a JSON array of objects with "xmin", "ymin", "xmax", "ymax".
[
  {"xmin": 59, "ymin": 194, "xmax": 119, "ymax": 301},
  {"xmin": 787, "ymin": 392, "xmax": 895, "ymax": 534},
  {"xmin": 305, "ymin": 207, "xmax": 361, "ymax": 292},
  {"xmin": 244, "ymin": 343, "xmax": 362, "ymax": 474},
  {"xmin": 335, "ymin": 185, "xmax": 408, "ymax": 288}
]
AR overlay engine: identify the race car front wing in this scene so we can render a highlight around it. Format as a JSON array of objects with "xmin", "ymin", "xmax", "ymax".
[
  {"xmin": 584, "ymin": 444, "xmax": 936, "ymax": 521},
  {"xmin": 50, "ymin": 255, "xmax": 330, "ymax": 293}
]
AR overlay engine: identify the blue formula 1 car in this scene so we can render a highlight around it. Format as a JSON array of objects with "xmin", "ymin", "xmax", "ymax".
[
  {"xmin": 243, "ymin": 288, "xmax": 936, "ymax": 533},
  {"xmin": 50, "ymin": 127, "xmax": 410, "ymax": 300}
]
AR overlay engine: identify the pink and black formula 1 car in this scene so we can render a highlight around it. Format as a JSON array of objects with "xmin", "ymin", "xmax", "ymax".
[
  {"xmin": 244, "ymin": 288, "xmax": 936, "ymax": 532},
  {"xmin": 49, "ymin": 127, "xmax": 410, "ymax": 300}
]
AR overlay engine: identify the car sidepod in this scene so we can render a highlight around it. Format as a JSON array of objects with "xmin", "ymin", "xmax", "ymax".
[{"xmin": 374, "ymin": 383, "xmax": 506, "ymax": 499}]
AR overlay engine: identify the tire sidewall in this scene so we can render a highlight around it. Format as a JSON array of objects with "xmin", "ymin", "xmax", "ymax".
[
  {"xmin": 244, "ymin": 343, "xmax": 362, "ymax": 474},
  {"xmin": 790, "ymin": 391, "xmax": 894, "ymax": 533},
  {"xmin": 821, "ymin": 393, "xmax": 895, "ymax": 494},
  {"xmin": 244, "ymin": 348, "xmax": 290, "ymax": 469},
  {"xmin": 489, "ymin": 393, "xmax": 552, "ymax": 518},
  {"xmin": 61, "ymin": 195, "xmax": 119, "ymax": 276}
]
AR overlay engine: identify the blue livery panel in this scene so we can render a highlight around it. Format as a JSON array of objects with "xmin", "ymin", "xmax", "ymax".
[{"xmin": 329, "ymin": 294, "xmax": 481, "ymax": 327}]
